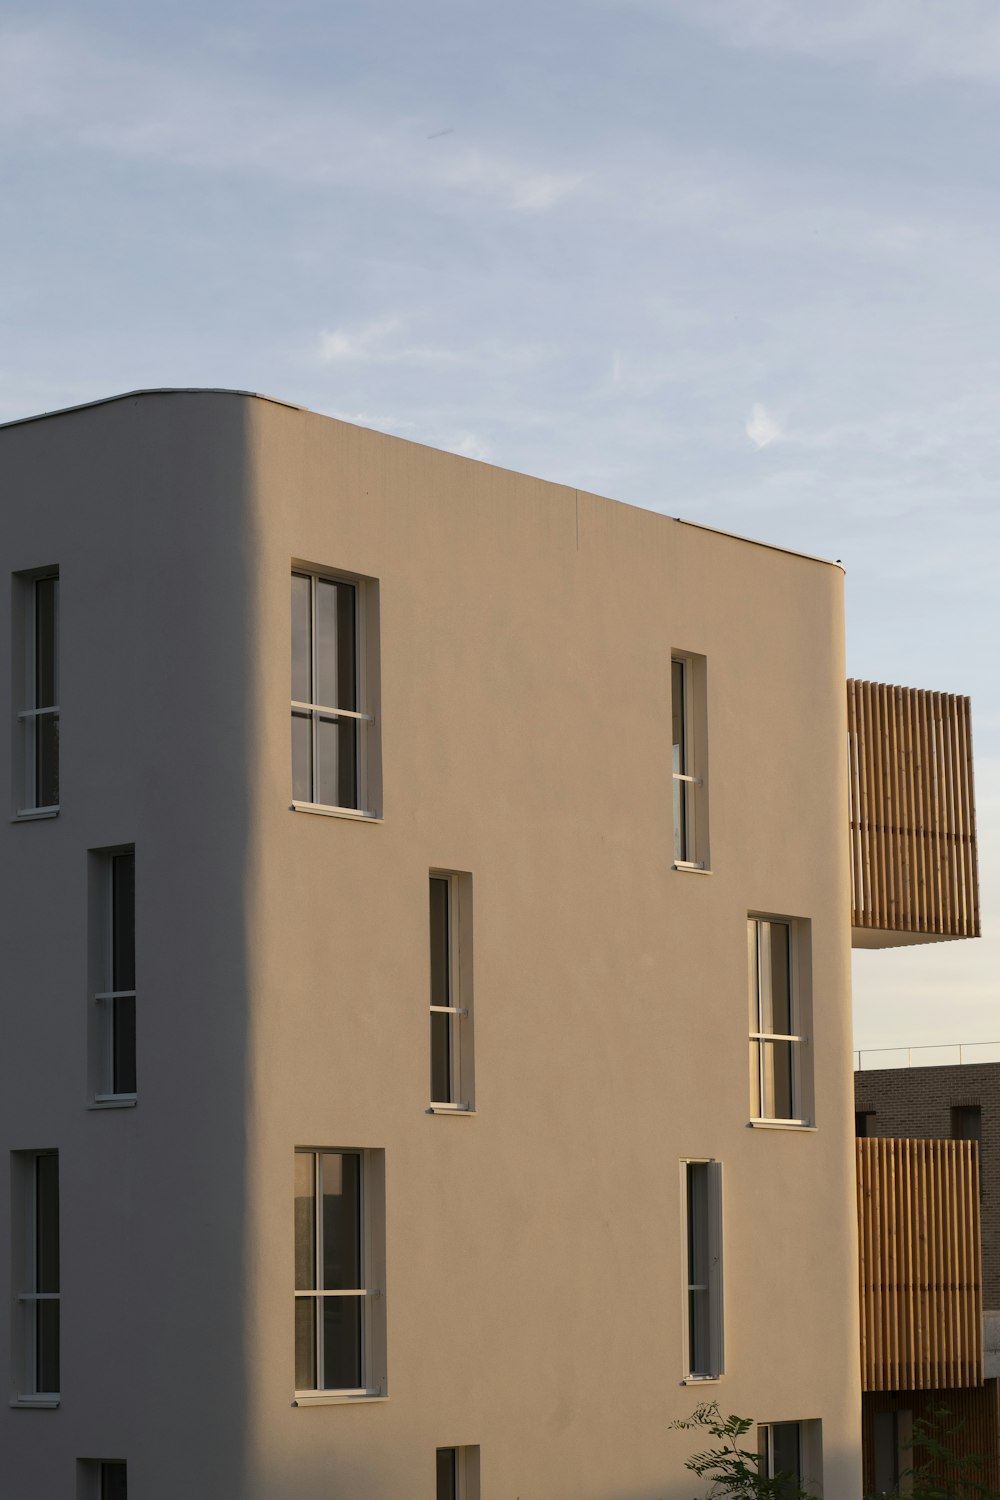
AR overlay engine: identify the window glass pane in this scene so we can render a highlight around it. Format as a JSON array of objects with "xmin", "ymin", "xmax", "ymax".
[
  {"xmin": 294, "ymin": 1154, "xmax": 316, "ymax": 1292},
  {"xmin": 317, "ymin": 579, "xmax": 357, "ymax": 712},
  {"xmin": 112, "ymin": 852, "xmax": 135, "ymax": 991},
  {"xmin": 430, "ymin": 878, "xmax": 451, "ymax": 1007},
  {"xmin": 760, "ymin": 922, "xmax": 791, "ymax": 1034},
  {"xmin": 36, "ymin": 1299, "xmax": 59, "ymax": 1393},
  {"xmin": 687, "ymin": 1163, "xmax": 711, "ymax": 1373},
  {"xmin": 437, "ymin": 1448, "xmax": 458, "ymax": 1500},
  {"xmin": 292, "ymin": 711, "xmax": 312, "ymax": 802},
  {"xmin": 952, "ymin": 1106, "xmax": 982, "ymax": 1144},
  {"xmin": 761, "ymin": 1040, "xmax": 794, "ymax": 1120},
  {"xmin": 322, "ymin": 1292, "xmax": 364, "ymax": 1389},
  {"xmin": 101, "ymin": 1461, "xmax": 128, "ymax": 1500},
  {"xmin": 35, "ymin": 712, "xmax": 59, "ymax": 807},
  {"xmin": 431, "ymin": 1011, "xmax": 452, "ymax": 1103},
  {"xmin": 317, "ymin": 715, "xmax": 357, "ymax": 810},
  {"xmin": 113, "ymin": 995, "xmax": 137, "ymax": 1095},
  {"xmin": 321, "ymin": 1153, "xmax": 362, "ymax": 1290},
  {"xmin": 35, "ymin": 1155, "xmax": 59, "ymax": 1293},
  {"xmin": 770, "ymin": 1422, "xmax": 802, "ymax": 1496},
  {"xmin": 34, "ymin": 577, "xmax": 57, "ymax": 708},
  {"xmin": 873, "ymin": 1411, "xmax": 901, "ymax": 1496},
  {"xmin": 291, "ymin": 573, "xmax": 312, "ymax": 704},
  {"xmin": 672, "ymin": 660, "xmax": 687, "ymax": 860},
  {"xmin": 295, "ymin": 1295, "xmax": 316, "ymax": 1390}
]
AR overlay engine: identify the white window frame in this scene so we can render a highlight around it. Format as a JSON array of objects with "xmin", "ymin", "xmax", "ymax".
[
  {"xmin": 436, "ymin": 1445, "xmax": 481, "ymax": 1500},
  {"xmin": 290, "ymin": 566, "xmax": 380, "ymax": 819},
  {"xmin": 93, "ymin": 847, "xmax": 136, "ymax": 1105},
  {"xmin": 671, "ymin": 651, "xmax": 709, "ymax": 870},
  {"xmin": 680, "ymin": 1158, "xmax": 724, "ymax": 1381},
  {"xmin": 15, "ymin": 569, "xmax": 60, "ymax": 817},
  {"xmin": 293, "ymin": 1148, "xmax": 386, "ymax": 1404},
  {"xmin": 12, "ymin": 1150, "xmax": 60, "ymax": 1406},
  {"xmin": 748, "ymin": 915, "xmax": 813, "ymax": 1127},
  {"xmin": 429, "ymin": 871, "xmax": 475, "ymax": 1113}
]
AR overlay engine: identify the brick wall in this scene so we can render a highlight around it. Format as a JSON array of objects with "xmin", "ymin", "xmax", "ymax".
[{"xmin": 855, "ymin": 1063, "xmax": 1000, "ymax": 1309}]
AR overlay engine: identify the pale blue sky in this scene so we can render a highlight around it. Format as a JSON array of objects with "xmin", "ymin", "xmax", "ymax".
[{"xmin": 3, "ymin": 1, "xmax": 998, "ymax": 1050}]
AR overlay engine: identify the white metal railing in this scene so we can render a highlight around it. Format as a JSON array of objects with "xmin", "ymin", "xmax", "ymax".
[{"xmin": 854, "ymin": 1041, "xmax": 1000, "ymax": 1071}]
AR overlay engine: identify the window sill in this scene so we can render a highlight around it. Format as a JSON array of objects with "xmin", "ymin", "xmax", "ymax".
[
  {"xmin": 292, "ymin": 1392, "xmax": 388, "ymax": 1407},
  {"xmin": 10, "ymin": 1396, "xmax": 60, "ymax": 1409},
  {"xmin": 11, "ymin": 807, "xmax": 60, "ymax": 823},
  {"xmin": 89, "ymin": 1096, "xmax": 137, "ymax": 1110},
  {"xmin": 748, "ymin": 1119, "xmax": 816, "ymax": 1132},
  {"xmin": 427, "ymin": 1105, "xmax": 476, "ymax": 1116},
  {"xmin": 673, "ymin": 861, "xmax": 711, "ymax": 875},
  {"xmin": 290, "ymin": 802, "xmax": 383, "ymax": 824},
  {"xmin": 681, "ymin": 1375, "xmax": 722, "ymax": 1386}
]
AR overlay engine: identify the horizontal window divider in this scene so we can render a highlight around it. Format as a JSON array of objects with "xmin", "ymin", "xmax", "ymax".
[
  {"xmin": 16, "ymin": 1292, "xmax": 59, "ymax": 1302},
  {"xmin": 293, "ymin": 1287, "xmax": 375, "ymax": 1298},
  {"xmin": 16, "ymin": 706, "xmax": 59, "ymax": 719},
  {"xmin": 12, "ymin": 806, "xmax": 60, "ymax": 822},
  {"xmin": 289, "ymin": 801, "xmax": 381, "ymax": 822},
  {"xmin": 94, "ymin": 990, "xmax": 137, "ymax": 1002},
  {"xmin": 429, "ymin": 1005, "xmax": 468, "ymax": 1016},
  {"xmin": 672, "ymin": 771, "xmax": 703, "ymax": 785},
  {"xmin": 750, "ymin": 1031, "xmax": 805, "ymax": 1043},
  {"xmin": 290, "ymin": 700, "xmax": 375, "ymax": 723}
]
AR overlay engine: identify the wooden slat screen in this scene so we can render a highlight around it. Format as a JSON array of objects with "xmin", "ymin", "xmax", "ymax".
[
  {"xmin": 847, "ymin": 680, "xmax": 980, "ymax": 937},
  {"xmin": 862, "ymin": 1385, "xmax": 1000, "ymax": 1494},
  {"xmin": 857, "ymin": 1137, "xmax": 982, "ymax": 1392}
]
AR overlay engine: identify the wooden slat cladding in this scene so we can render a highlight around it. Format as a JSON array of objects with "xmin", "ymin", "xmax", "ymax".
[
  {"xmin": 857, "ymin": 1138, "xmax": 983, "ymax": 1392},
  {"xmin": 862, "ymin": 1385, "xmax": 1000, "ymax": 1495},
  {"xmin": 848, "ymin": 681, "xmax": 980, "ymax": 938}
]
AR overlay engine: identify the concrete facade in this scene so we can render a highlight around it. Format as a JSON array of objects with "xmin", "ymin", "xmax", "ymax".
[{"xmin": 1, "ymin": 390, "xmax": 863, "ymax": 1499}]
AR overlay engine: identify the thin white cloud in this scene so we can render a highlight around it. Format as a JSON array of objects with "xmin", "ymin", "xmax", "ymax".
[
  {"xmin": 745, "ymin": 402, "xmax": 784, "ymax": 448},
  {"xmin": 649, "ymin": 0, "xmax": 1000, "ymax": 84},
  {"xmin": 0, "ymin": 21, "xmax": 584, "ymax": 215}
]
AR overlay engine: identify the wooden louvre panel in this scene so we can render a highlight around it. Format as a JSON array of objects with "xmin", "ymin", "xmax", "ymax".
[
  {"xmin": 847, "ymin": 681, "xmax": 980, "ymax": 938},
  {"xmin": 857, "ymin": 1137, "xmax": 983, "ymax": 1392}
]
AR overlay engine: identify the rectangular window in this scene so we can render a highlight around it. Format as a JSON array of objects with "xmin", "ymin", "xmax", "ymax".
[
  {"xmin": 294, "ymin": 1149, "xmax": 386, "ymax": 1399},
  {"xmin": 873, "ymin": 1409, "xmax": 911, "ymax": 1497},
  {"xmin": 671, "ymin": 652, "xmax": 708, "ymax": 868},
  {"xmin": 855, "ymin": 1111, "xmax": 876, "ymax": 1138},
  {"xmin": 683, "ymin": 1160, "xmax": 723, "ymax": 1379},
  {"xmin": 12, "ymin": 1151, "xmax": 60, "ymax": 1402},
  {"xmin": 759, "ymin": 1421, "xmax": 821, "ymax": 1499},
  {"xmin": 436, "ymin": 1446, "xmax": 480, "ymax": 1500},
  {"xmin": 291, "ymin": 568, "xmax": 380, "ymax": 816},
  {"xmin": 429, "ymin": 873, "xmax": 474, "ymax": 1111},
  {"xmin": 78, "ymin": 1460, "xmax": 127, "ymax": 1499},
  {"xmin": 93, "ymin": 848, "xmax": 136, "ymax": 1101},
  {"xmin": 952, "ymin": 1105, "xmax": 982, "ymax": 1144},
  {"xmin": 748, "ymin": 917, "xmax": 812, "ymax": 1124},
  {"xmin": 15, "ymin": 569, "xmax": 60, "ymax": 814}
]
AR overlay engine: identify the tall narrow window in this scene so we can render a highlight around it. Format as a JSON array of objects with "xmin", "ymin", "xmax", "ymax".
[
  {"xmin": 429, "ymin": 873, "xmax": 474, "ymax": 1111},
  {"xmin": 294, "ymin": 1149, "xmax": 386, "ymax": 1399},
  {"xmin": 292, "ymin": 569, "xmax": 379, "ymax": 814},
  {"xmin": 16, "ymin": 570, "xmax": 59, "ymax": 813},
  {"xmin": 95, "ymin": 848, "xmax": 136, "ymax": 1100},
  {"xmin": 748, "ymin": 917, "xmax": 810, "ymax": 1124},
  {"xmin": 671, "ymin": 652, "xmax": 708, "ymax": 868},
  {"xmin": 683, "ymin": 1160, "xmax": 723, "ymax": 1379},
  {"xmin": 436, "ymin": 1446, "xmax": 480, "ymax": 1500},
  {"xmin": 13, "ymin": 1151, "xmax": 60, "ymax": 1402}
]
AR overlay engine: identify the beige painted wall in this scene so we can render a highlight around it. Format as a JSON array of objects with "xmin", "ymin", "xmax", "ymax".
[{"xmin": 0, "ymin": 390, "xmax": 862, "ymax": 1499}]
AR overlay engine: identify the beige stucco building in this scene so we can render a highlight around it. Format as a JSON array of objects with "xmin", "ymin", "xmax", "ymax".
[{"xmin": 1, "ymin": 389, "xmax": 865, "ymax": 1499}]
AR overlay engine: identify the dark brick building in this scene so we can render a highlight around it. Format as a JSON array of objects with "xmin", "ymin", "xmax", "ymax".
[{"xmin": 855, "ymin": 1062, "xmax": 1000, "ymax": 1309}]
